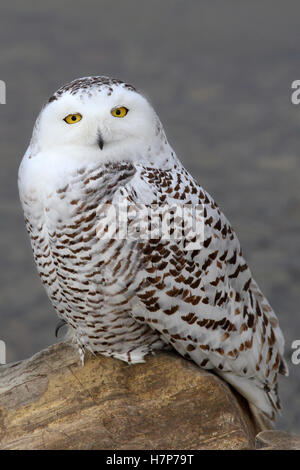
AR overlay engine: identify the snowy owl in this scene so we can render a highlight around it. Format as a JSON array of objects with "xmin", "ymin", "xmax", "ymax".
[{"xmin": 18, "ymin": 76, "xmax": 288, "ymax": 420}]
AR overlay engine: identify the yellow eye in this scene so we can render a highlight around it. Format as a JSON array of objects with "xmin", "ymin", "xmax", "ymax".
[
  {"xmin": 64, "ymin": 113, "xmax": 82, "ymax": 124},
  {"xmin": 111, "ymin": 106, "xmax": 128, "ymax": 118}
]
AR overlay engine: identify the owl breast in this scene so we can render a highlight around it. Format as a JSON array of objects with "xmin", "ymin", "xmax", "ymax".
[{"xmin": 19, "ymin": 159, "xmax": 166, "ymax": 362}]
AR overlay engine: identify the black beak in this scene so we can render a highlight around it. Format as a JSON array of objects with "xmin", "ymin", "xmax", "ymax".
[{"xmin": 97, "ymin": 133, "xmax": 104, "ymax": 150}]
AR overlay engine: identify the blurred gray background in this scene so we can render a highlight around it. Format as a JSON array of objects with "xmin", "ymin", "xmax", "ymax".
[{"xmin": 0, "ymin": 0, "xmax": 299, "ymax": 432}]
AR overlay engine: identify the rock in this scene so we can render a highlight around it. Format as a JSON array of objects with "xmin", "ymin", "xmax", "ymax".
[
  {"xmin": 256, "ymin": 430, "xmax": 300, "ymax": 450},
  {"xmin": 0, "ymin": 341, "xmax": 262, "ymax": 450}
]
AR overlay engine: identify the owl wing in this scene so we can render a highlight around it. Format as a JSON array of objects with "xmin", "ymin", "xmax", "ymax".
[{"xmin": 124, "ymin": 162, "xmax": 287, "ymax": 418}]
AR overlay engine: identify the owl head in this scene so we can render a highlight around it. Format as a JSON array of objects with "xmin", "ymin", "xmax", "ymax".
[{"xmin": 30, "ymin": 76, "xmax": 169, "ymax": 165}]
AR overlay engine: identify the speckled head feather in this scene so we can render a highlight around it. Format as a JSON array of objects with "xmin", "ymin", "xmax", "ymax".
[
  {"xmin": 19, "ymin": 76, "xmax": 288, "ymax": 421},
  {"xmin": 48, "ymin": 76, "xmax": 137, "ymax": 103}
]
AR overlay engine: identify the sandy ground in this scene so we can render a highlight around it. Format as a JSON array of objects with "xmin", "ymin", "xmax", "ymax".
[{"xmin": 0, "ymin": 0, "xmax": 299, "ymax": 433}]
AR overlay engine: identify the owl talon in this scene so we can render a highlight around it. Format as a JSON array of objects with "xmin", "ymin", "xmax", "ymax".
[
  {"xmin": 78, "ymin": 346, "xmax": 85, "ymax": 366},
  {"xmin": 55, "ymin": 319, "xmax": 67, "ymax": 338}
]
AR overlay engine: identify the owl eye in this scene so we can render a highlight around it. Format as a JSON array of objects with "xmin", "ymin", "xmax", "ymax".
[
  {"xmin": 64, "ymin": 113, "xmax": 82, "ymax": 124},
  {"xmin": 111, "ymin": 106, "xmax": 129, "ymax": 118}
]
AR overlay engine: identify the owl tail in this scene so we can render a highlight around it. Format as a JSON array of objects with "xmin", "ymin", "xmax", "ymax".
[
  {"xmin": 248, "ymin": 403, "xmax": 274, "ymax": 431},
  {"xmin": 217, "ymin": 370, "xmax": 280, "ymax": 422}
]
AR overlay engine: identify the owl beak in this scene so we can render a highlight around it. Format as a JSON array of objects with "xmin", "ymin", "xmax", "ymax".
[{"xmin": 97, "ymin": 132, "xmax": 104, "ymax": 150}]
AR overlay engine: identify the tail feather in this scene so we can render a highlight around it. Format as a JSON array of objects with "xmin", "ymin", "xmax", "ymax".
[
  {"xmin": 217, "ymin": 370, "xmax": 279, "ymax": 420},
  {"xmin": 279, "ymin": 357, "xmax": 289, "ymax": 376}
]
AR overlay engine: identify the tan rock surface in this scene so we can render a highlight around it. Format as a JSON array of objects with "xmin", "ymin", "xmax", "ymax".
[{"xmin": 0, "ymin": 341, "xmax": 261, "ymax": 450}]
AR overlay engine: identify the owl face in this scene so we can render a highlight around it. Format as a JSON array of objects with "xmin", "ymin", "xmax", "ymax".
[{"xmin": 32, "ymin": 80, "xmax": 161, "ymax": 164}]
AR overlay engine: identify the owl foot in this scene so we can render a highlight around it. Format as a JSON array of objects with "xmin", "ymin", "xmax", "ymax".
[{"xmin": 55, "ymin": 319, "xmax": 67, "ymax": 338}]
